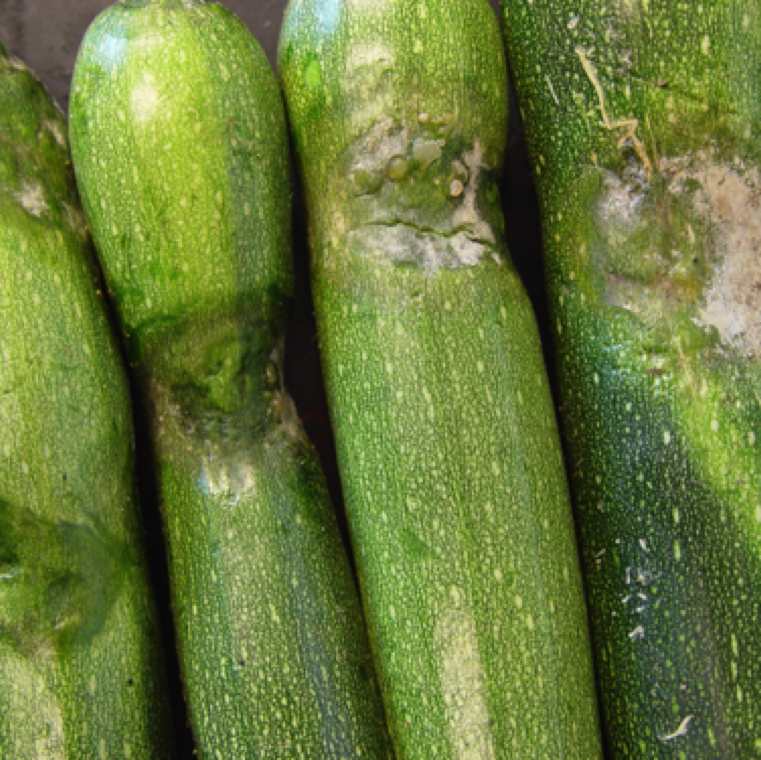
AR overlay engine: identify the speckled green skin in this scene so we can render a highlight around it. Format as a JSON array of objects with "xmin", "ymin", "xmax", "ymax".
[
  {"xmin": 279, "ymin": 1, "xmax": 602, "ymax": 757},
  {"xmin": 502, "ymin": 1, "xmax": 761, "ymax": 756},
  {"xmin": 69, "ymin": 2, "xmax": 392, "ymax": 758},
  {"xmin": 0, "ymin": 43, "xmax": 174, "ymax": 759}
]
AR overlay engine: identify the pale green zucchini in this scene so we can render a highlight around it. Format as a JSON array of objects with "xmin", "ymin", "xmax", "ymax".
[
  {"xmin": 502, "ymin": 0, "xmax": 761, "ymax": 756},
  {"xmin": 0, "ymin": 41, "xmax": 175, "ymax": 758},
  {"xmin": 279, "ymin": 0, "xmax": 603, "ymax": 757},
  {"xmin": 69, "ymin": 1, "xmax": 392, "ymax": 757}
]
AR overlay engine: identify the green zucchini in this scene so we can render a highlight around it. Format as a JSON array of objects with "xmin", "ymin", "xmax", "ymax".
[
  {"xmin": 0, "ymin": 42, "xmax": 174, "ymax": 758},
  {"xmin": 279, "ymin": 1, "xmax": 602, "ymax": 756},
  {"xmin": 69, "ymin": 1, "xmax": 392, "ymax": 757},
  {"xmin": 501, "ymin": 1, "xmax": 761, "ymax": 755}
]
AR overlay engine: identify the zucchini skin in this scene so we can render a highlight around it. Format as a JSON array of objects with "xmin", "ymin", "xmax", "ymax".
[
  {"xmin": 0, "ymin": 43, "xmax": 175, "ymax": 758},
  {"xmin": 69, "ymin": 1, "xmax": 392, "ymax": 757},
  {"xmin": 279, "ymin": 1, "xmax": 602, "ymax": 757},
  {"xmin": 502, "ymin": 1, "xmax": 761, "ymax": 756}
]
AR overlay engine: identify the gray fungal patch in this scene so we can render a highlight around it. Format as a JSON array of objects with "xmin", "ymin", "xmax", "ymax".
[
  {"xmin": 349, "ymin": 224, "xmax": 489, "ymax": 275},
  {"xmin": 593, "ymin": 154, "xmax": 761, "ymax": 358},
  {"xmin": 595, "ymin": 165, "xmax": 648, "ymax": 231},
  {"xmin": 17, "ymin": 181, "xmax": 48, "ymax": 217},
  {"xmin": 690, "ymin": 162, "xmax": 761, "ymax": 357},
  {"xmin": 452, "ymin": 142, "xmax": 493, "ymax": 243}
]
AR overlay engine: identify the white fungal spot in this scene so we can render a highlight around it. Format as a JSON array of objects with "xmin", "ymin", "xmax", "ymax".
[
  {"xmin": 17, "ymin": 182, "xmax": 47, "ymax": 217},
  {"xmin": 349, "ymin": 225, "xmax": 488, "ymax": 274}
]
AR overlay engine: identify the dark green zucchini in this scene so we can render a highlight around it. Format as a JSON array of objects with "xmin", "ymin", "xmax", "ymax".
[
  {"xmin": 279, "ymin": 0, "xmax": 602, "ymax": 757},
  {"xmin": 502, "ymin": 0, "xmax": 761, "ymax": 755},
  {"xmin": 0, "ymin": 42, "xmax": 174, "ymax": 758},
  {"xmin": 69, "ymin": 1, "xmax": 392, "ymax": 757}
]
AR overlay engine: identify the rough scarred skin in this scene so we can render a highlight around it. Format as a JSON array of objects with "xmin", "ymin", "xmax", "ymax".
[
  {"xmin": 502, "ymin": 0, "xmax": 761, "ymax": 756},
  {"xmin": 279, "ymin": 1, "xmax": 603, "ymax": 757},
  {"xmin": 70, "ymin": 1, "xmax": 392, "ymax": 757},
  {"xmin": 0, "ymin": 42, "xmax": 175, "ymax": 758}
]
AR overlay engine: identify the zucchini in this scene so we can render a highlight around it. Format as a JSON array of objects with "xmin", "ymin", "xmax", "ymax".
[
  {"xmin": 279, "ymin": 1, "xmax": 602, "ymax": 756},
  {"xmin": 0, "ymin": 43, "xmax": 175, "ymax": 758},
  {"xmin": 69, "ymin": 1, "xmax": 392, "ymax": 757},
  {"xmin": 501, "ymin": 1, "xmax": 761, "ymax": 755}
]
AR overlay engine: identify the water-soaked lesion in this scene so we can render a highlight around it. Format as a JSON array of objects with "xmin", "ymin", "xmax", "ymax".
[
  {"xmin": 336, "ymin": 116, "xmax": 504, "ymax": 275},
  {"xmin": 0, "ymin": 498, "xmax": 129, "ymax": 657},
  {"xmin": 592, "ymin": 151, "xmax": 761, "ymax": 360},
  {"xmin": 145, "ymin": 311, "xmax": 313, "ymax": 492}
]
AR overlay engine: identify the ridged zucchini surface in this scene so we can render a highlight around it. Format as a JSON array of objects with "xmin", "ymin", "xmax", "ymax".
[
  {"xmin": 0, "ymin": 42, "xmax": 174, "ymax": 759},
  {"xmin": 69, "ymin": 1, "xmax": 392, "ymax": 757},
  {"xmin": 279, "ymin": 1, "xmax": 602, "ymax": 757},
  {"xmin": 502, "ymin": 1, "xmax": 761, "ymax": 756}
]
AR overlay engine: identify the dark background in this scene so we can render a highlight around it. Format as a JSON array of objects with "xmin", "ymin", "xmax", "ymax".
[{"xmin": 0, "ymin": 1, "xmax": 546, "ymax": 755}]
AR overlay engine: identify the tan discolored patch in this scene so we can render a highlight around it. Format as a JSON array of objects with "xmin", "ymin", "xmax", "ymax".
[
  {"xmin": 593, "ymin": 153, "xmax": 761, "ymax": 358},
  {"xmin": 690, "ymin": 161, "xmax": 761, "ymax": 356}
]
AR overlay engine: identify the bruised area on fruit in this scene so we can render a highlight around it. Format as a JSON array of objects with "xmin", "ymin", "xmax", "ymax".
[{"xmin": 0, "ymin": 498, "xmax": 129, "ymax": 656}]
